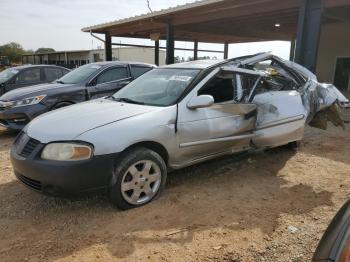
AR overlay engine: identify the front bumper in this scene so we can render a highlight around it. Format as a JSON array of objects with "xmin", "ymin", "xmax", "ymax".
[
  {"xmin": 0, "ymin": 104, "xmax": 48, "ymax": 131},
  {"xmin": 10, "ymin": 135, "xmax": 118, "ymax": 196}
]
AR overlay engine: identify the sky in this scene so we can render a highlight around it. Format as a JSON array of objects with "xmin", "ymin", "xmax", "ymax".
[{"xmin": 0, "ymin": 0, "xmax": 291, "ymax": 60}]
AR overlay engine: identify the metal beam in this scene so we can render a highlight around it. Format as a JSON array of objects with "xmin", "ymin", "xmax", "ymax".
[
  {"xmin": 105, "ymin": 34, "xmax": 112, "ymax": 61},
  {"xmin": 155, "ymin": 40, "xmax": 159, "ymax": 66},
  {"xmin": 289, "ymin": 39, "xmax": 296, "ymax": 61},
  {"xmin": 224, "ymin": 42, "xmax": 229, "ymax": 59},
  {"xmin": 166, "ymin": 24, "xmax": 175, "ymax": 65},
  {"xmin": 295, "ymin": 0, "xmax": 324, "ymax": 73},
  {"xmin": 111, "ymin": 42, "xmax": 224, "ymax": 53},
  {"xmin": 193, "ymin": 41, "xmax": 198, "ymax": 60}
]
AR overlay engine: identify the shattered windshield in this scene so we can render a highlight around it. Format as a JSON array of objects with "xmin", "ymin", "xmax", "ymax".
[
  {"xmin": 0, "ymin": 68, "xmax": 18, "ymax": 84},
  {"xmin": 112, "ymin": 68, "xmax": 200, "ymax": 106}
]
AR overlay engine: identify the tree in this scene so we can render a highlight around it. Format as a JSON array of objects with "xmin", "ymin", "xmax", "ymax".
[
  {"xmin": 0, "ymin": 42, "xmax": 26, "ymax": 63},
  {"xmin": 35, "ymin": 48, "xmax": 55, "ymax": 54},
  {"xmin": 186, "ymin": 55, "xmax": 211, "ymax": 61}
]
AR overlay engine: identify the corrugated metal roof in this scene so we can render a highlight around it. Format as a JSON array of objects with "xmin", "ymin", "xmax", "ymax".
[{"xmin": 81, "ymin": 0, "xmax": 225, "ymax": 32}]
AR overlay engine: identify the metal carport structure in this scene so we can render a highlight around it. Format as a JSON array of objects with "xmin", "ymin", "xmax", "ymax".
[{"xmin": 82, "ymin": 0, "xmax": 350, "ymax": 72}]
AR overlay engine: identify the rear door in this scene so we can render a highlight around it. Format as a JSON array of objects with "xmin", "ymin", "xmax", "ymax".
[
  {"xmin": 224, "ymin": 56, "xmax": 307, "ymax": 148},
  {"xmin": 87, "ymin": 66, "xmax": 132, "ymax": 99},
  {"xmin": 252, "ymin": 91, "xmax": 306, "ymax": 147}
]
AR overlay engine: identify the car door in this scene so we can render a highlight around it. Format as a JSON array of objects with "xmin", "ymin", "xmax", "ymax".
[
  {"xmin": 5, "ymin": 68, "xmax": 43, "ymax": 91},
  {"xmin": 87, "ymin": 66, "xmax": 131, "ymax": 99},
  {"xmin": 175, "ymin": 68, "xmax": 258, "ymax": 166},
  {"xmin": 236, "ymin": 56, "xmax": 307, "ymax": 148}
]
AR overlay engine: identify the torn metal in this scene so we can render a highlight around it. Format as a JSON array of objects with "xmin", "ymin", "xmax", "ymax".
[{"xmin": 224, "ymin": 53, "xmax": 350, "ymax": 132}]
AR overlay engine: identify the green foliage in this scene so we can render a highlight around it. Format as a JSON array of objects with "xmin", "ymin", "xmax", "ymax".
[
  {"xmin": 0, "ymin": 43, "xmax": 55, "ymax": 64},
  {"xmin": 0, "ymin": 42, "xmax": 26, "ymax": 63},
  {"xmin": 35, "ymin": 48, "xmax": 55, "ymax": 54}
]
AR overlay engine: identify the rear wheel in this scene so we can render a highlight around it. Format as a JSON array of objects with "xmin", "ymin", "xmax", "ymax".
[{"xmin": 109, "ymin": 147, "xmax": 167, "ymax": 210}]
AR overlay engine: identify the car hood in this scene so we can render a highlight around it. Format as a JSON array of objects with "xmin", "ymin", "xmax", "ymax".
[
  {"xmin": 26, "ymin": 98, "xmax": 162, "ymax": 143},
  {"xmin": 0, "ymin": 83, "xmax": 78, "ymax": 101}
]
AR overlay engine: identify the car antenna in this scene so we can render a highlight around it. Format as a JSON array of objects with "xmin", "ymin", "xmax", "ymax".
[{"xmin": 146, "ymin": 0, "xmax": 153, "ymax": 13}]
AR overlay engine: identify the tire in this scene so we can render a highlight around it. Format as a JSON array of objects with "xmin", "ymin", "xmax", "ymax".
[
  {"xmin": 109, "ymin": 147, "xmax": 167, "ymax": 210},
  {"xmin": 51, "ymin": 102, "xmax": 73, "ymax": 110}
]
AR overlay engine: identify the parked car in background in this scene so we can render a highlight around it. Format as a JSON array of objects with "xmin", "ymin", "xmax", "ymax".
[
  {"xmin": 10, "ymin": 53, "xmax": 349, "ymax": 210},
  {"xmin": 0, "ymin": 56, "xmax": 10, "ymax": 67},
  {"xmin": 0, "ymin": 56, "xmax": 10, "ymax": 71},
  {"xmin": 0, "ymin": 61, "xmax": 154, "ymax": 131},
  {"xmin": 313, "ymin": 199, "xmax": 350, "ymax": 261},
  {"xmin": 0, "ymin": 65, "xmax": 70, "ymax": 96}
]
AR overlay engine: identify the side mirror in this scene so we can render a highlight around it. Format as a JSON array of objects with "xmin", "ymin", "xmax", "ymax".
[{"xmin": 187, "ymin": 95, "xmax": 214, "ymax": 109}]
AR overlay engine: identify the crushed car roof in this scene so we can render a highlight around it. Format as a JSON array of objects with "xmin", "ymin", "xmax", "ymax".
[{"xmin": 161, "ymin": 59, "xmax": 225, "ymax": 69}]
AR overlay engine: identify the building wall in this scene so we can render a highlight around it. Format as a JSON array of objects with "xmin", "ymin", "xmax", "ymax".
[
  {"xmin": 316, "ymin": 22, "xmax": 350, "ymax": 83},
  {"xmin": 23, "ymin": 47, "xmax": 165, "ymax": 68},
  {"xmin": 90, "ymin": 47, "xmax": 166, "ymax": 65}
]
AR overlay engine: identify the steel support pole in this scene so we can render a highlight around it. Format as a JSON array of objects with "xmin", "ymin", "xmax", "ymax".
[
  {"xmin": 166, "ymin": 24, "xmax": 175, "ymax": 65},
  {"xmin": 105, "ymin": 34, "xmax": 112, "ymax": 61},
  {"xmin": 295, "ymin": 0, "xmax": 323, "ymax": 73},
  {"xmin": 194, "ymin": 41, "xmax": 198, "ymax": 60},
  {"xmin": 224, "ymin": 42, "xmax": 229, "ymax": 59},
  {"xmin": 155, "ymin": 40, "xmax": 159, "ymax": 66},
  {"xmin": 289, "ymin": 39, "xmax": 296, "ymax": 61}
]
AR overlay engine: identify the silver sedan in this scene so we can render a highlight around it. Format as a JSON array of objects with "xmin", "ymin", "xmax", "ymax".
[{"xmin": 10, "ymin": 53, "xmax": 350, "ymax": 210}]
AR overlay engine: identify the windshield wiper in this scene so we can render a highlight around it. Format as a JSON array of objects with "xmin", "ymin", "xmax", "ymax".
[
  {"xmin": 56, "ymin": 80, "xmax": 66, "ymax": 84},
  {"xmin": 112, "ymin": 97, "xmax": 144, "ymax": 105}
]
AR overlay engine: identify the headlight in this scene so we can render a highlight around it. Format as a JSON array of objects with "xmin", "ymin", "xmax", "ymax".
[
  {"xmin": 41, "ymin": 143, "xmax": 93, "ymax": 161},
  {"xmin": 11, "ymin": 95, "xmax": 46, "ymax": 108}
]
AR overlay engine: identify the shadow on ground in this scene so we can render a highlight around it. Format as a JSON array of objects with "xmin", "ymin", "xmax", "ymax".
[{"xmin": 0, "ymin": 146, "xmax": 333, "ymax": 261}]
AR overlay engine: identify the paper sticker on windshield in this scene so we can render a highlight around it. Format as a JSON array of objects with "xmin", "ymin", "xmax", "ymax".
[{"xmin": 169, "ymin": 75, "xmax": 192, "ymax": 82}]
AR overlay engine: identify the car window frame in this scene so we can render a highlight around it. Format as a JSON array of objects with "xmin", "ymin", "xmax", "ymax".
[
  {"xmin": 89, "ymin": 65, "xmax": 131, "ymax": 86},
  {"xmin": 130, "ymin": 65, "xmax": 153, "ymax": 79},
  {"xmin": 43, "ymin": 67, "xmax": 64, "ymax": 82},
  {"xmin": 14, "ymin": 67, "xmax": 43, "ymax": 85},
  {"xmin": 197, "ymin": 70, "xmax": 237, "ymax": 105}
]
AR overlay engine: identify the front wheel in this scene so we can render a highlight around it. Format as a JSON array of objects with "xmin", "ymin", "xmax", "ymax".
[{"xmin": 109, "ymin": 148, "xmax": 167, "ymax": 210}]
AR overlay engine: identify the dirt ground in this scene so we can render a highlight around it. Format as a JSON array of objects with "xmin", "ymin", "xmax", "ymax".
[{"xmin": 0, "ymin": 124, "xmax": 349, "ymax": 262}]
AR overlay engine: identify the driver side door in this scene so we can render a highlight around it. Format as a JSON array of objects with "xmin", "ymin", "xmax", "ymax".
[{"xmin": 175, "ymin": 69, "xmax": 257, "ymax": 167}]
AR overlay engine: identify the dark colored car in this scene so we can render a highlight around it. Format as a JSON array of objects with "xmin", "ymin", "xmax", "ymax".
[
  {"xmin": 0, "ymin": 61, "xmax": 155, "ymax": 131},
  {"xmin": 0, "ymin": 65, "xmax": 70, "ymax": 96},
  {"xmin": 313, "ymin": 200, "xmax": 350, "ymax": 261}
]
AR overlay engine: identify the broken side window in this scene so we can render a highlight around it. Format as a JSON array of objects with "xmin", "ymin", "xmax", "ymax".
[
  {"xmin": 198, "ymin": 72, "xmax": 235, "ymax": 103},
  {"xmin": 246, "ymin": 59, "xmax": 300, "ymax": 92}
]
